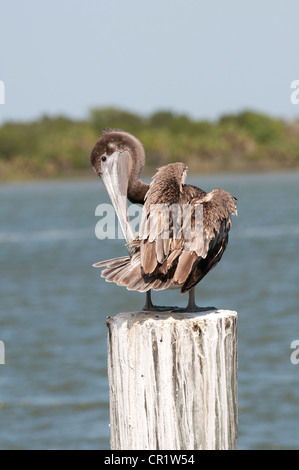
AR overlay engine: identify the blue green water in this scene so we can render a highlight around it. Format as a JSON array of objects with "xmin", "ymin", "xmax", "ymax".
[{"xmin": 0, "ymin": 171, "xmax": 299, "ymax": 449}]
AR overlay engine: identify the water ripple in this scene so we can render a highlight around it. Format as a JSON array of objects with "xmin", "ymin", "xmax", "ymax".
[
  {"xmin": 0, "ymin": 223, "xmax": 299, "ymax": 244},
  {"xmin": 0, "ymin": 228, "xmax": 92, "ymax": 243}
]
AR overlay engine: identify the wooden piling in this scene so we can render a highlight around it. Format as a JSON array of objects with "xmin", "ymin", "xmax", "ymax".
[{"xmin": 106, "ymin": 309, "xmax": 237, "ymax": 450}]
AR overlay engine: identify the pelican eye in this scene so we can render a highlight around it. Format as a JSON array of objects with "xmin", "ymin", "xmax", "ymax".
[{"xmin": 101, "ymin": 155, "xmax": 107, "ymax": 162}]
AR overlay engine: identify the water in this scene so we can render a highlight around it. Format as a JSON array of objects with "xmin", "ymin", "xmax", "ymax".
[{"xmin": 0, "ymin": 171, "xmax": 299, "ymax": 450}]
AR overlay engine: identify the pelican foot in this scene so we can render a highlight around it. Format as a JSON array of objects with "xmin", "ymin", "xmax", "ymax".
[
  {"xmin": 172, "ymin": 305, "xmax": 217, "ymax": 313},
  {"xmin": 143, "ymin": 290, "xmax": 178, "ymax": 312},
  {"xmin": 142, "ymin": 304, "xmax": 178, "ymax": 312},
  {"xmin": 177, "ymin": 288, "xmax": 217, "ymax": 313}
]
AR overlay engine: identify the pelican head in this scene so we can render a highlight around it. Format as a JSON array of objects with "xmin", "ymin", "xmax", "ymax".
[{"xmin": 90, "ymin": 128, "xmax": 149, "ymax": 244}]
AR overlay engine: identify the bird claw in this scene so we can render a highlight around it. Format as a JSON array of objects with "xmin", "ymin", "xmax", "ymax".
[
  {"xmin": 174, "ymin": 305, "xmax": 217, "ymax": 313},
  {"xmin": 142, "ymin": 304, "xmax": 177, "ymax": 312}
]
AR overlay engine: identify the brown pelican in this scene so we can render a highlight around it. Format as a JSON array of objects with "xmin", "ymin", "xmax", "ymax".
[{"xmin": 91, "ymin": 128, "xmax": 237, "ymax": 311}]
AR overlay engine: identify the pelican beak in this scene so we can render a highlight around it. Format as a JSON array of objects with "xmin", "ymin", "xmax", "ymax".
[{"xmin": 100, "ymin": 151, "xmax": 135, "ymax": 245}]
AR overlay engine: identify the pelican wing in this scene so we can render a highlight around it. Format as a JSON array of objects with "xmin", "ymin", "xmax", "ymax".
[
  {"xmin": 180, "ymin": 187, "xmax": 237, "ymax": 292},
  {"xmin": 138, "ymin": 185, "xmax": 237, "ymax": 290}
]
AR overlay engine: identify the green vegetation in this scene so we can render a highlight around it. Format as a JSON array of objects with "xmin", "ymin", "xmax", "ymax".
[{"xmin": 0, "ymin": 107, "xmax": 299, "ymax": 181}]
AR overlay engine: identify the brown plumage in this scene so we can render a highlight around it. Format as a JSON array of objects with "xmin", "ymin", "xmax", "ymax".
[{"xmin": 91, "ymin": 129, "xmax": 237, "ymax": 311}]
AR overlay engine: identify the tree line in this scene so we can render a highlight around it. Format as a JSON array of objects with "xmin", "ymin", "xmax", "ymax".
[{"xmin": 0, "ymin": 107, "xmax": 298, "ymax": 180}]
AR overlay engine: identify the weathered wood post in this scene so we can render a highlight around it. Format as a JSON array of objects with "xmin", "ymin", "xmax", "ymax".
[{"xmin": 106, "ymin": 309, "xmax": 237, "ymax": 450}]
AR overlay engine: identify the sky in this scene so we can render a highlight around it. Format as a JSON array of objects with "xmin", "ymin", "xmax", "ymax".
[{"xmin": 0, "ymin": 0, "xmax": 299, "ymax": 124}]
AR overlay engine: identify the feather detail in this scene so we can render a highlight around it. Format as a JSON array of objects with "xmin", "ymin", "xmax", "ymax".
[
  {"xmin": 174, "ymin": 251, "xmax": 197, "ymax": 284},
  {"xmin": 141, "ymin": 240, "xmax": 158, "ymax": 274},
  {"xmin": 93, "ymin": 256, "xmax": 129, "ymax": 268},
  {"xmin": 163, "ymin": 237, "xmax": 171, "ymax": 257},
  {"xmin": 155, "ymin": 236, "xmax": 165, "ymax": 264},
  {"xmin": 166, "ymin": 249, "xmax": 181, "ymax": 268}
]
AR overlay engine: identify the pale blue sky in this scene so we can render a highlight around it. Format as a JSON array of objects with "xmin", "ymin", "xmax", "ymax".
[{"xmin": 1, "ymin": 0, "xmax": 299, "ymax": 124}]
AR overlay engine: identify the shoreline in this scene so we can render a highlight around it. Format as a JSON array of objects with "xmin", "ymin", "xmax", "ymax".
[{"xmin": 0, "ymin": 167, "xmax": 298, "ymax": 187}]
